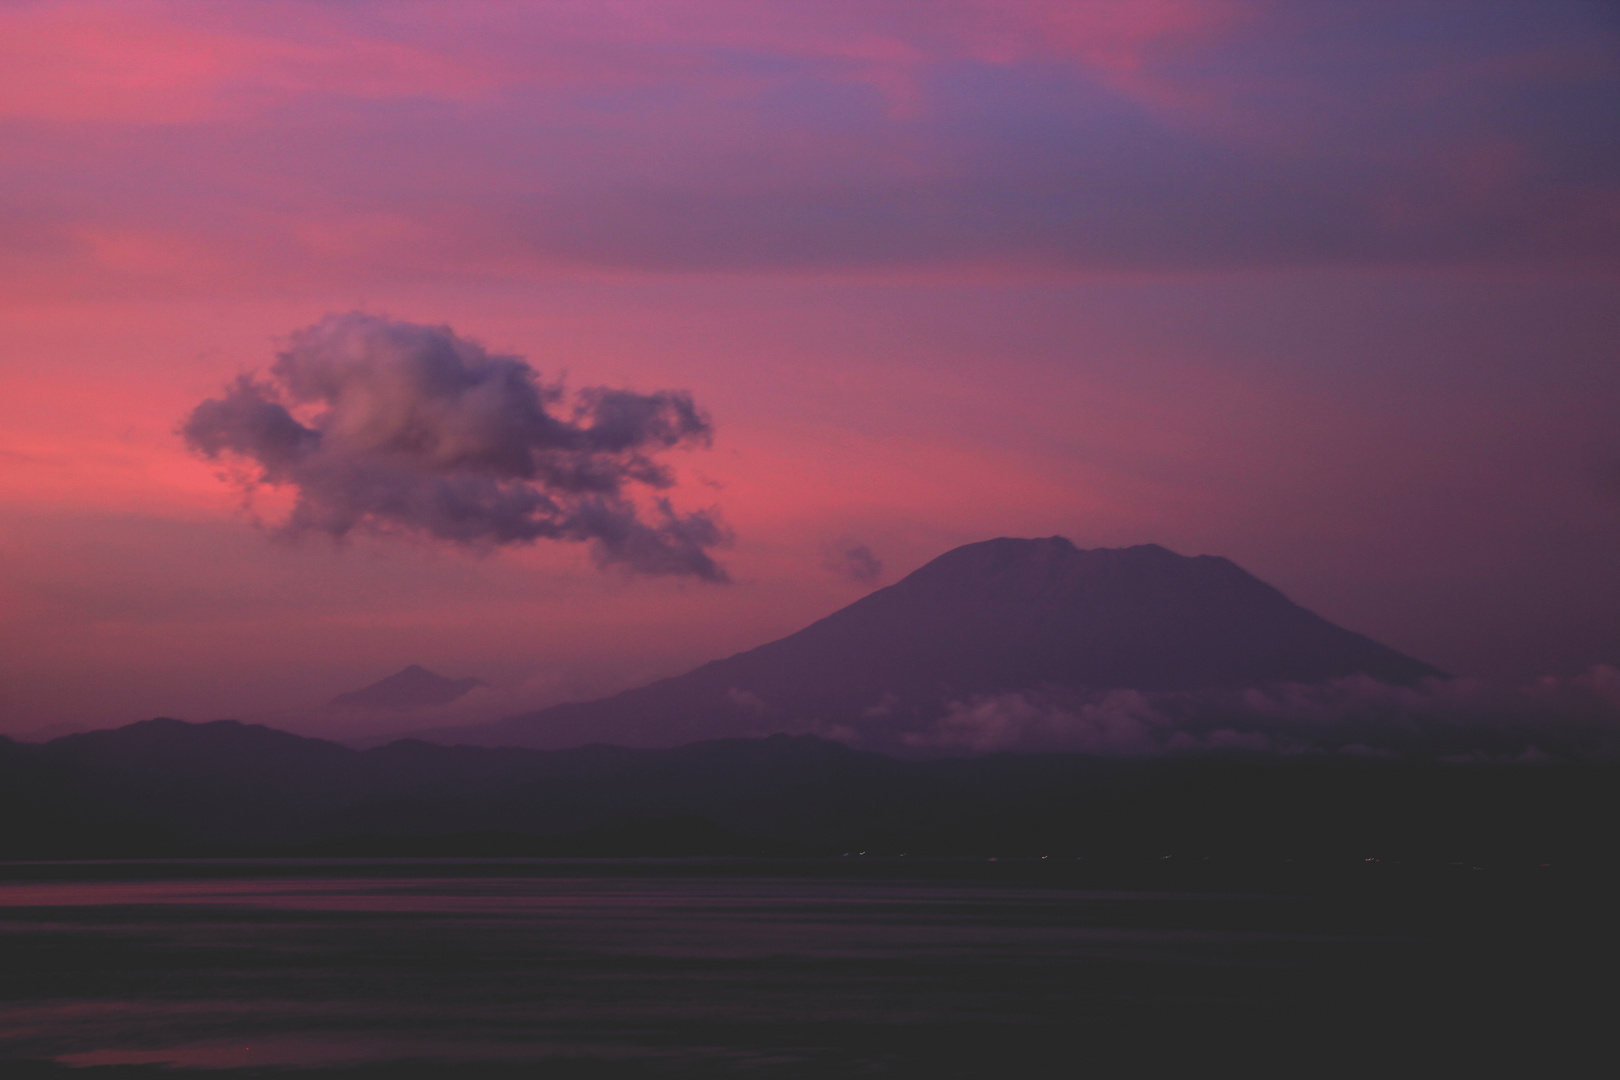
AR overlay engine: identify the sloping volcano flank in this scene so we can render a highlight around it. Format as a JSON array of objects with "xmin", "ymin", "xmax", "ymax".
[{"xmin": 449, "ymin": 538, "xmax": 1444, "ymax": 749}]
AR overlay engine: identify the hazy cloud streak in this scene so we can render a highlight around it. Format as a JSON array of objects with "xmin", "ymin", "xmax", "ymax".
[
  {"xmin": 3, "ymin": 1, "xmax": 1616, "ymax": 298},
  {"xmin": 903, "ymin": 666, "xmax": 1620, "ymax": 762}
]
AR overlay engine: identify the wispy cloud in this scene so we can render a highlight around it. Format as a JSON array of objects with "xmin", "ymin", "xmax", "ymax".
[
  {"xmin": 897, "ymin": 666, "xmax": 1620, "ymax": 761},
  {"xmin": 822, "ymin": 539, "xmax": 883, "ymax": 585},
  {"xmin": 3, "ymin": 0, "xmax": 1615, "ymax": 301}
]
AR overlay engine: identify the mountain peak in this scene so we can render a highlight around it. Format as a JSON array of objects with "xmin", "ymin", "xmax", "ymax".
[
  {"xmin": 328, "ymin": 666, "xmax": 483, "ymax": 712},
  {"xmin": 893, "ymin": 537, "xmax": 1273, "ymax": 611}
]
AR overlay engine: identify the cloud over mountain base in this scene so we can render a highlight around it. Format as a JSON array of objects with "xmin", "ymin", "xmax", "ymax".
[{"xmin": 885, "ymin": 666, "xmax": 1620, "ymax": 763}]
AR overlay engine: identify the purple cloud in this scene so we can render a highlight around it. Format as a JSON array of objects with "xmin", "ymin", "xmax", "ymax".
[
  {"xmin": 183, "ymin": 313, "xmax": 729, "ymax": 579},
  {"xmin": 822, "ymin": 540, "xmax": 884, "ymax": 585}
]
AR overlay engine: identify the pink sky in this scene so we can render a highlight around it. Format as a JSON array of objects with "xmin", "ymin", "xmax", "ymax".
[{"xmin": 1, "ymin": 0, "xmax": 1617, "ymax": 738}]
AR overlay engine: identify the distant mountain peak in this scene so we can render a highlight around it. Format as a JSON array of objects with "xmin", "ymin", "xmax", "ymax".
[{"xmin": 328, "ymin": 665, "xmax": 483, "ymax": 712}]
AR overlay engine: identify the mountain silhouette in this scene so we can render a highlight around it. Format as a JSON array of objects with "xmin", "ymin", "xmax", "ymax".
[
  {"xmin": 6, "ymin": 719, "xmax": 1610, "ymax": 863},
  {"xmin": 328, "ymin": 664, "xmax": 483, "ymax": 711},
  {"xmin": 436, "ymin": 537, "xmax": 1444, "ymax": 749}
]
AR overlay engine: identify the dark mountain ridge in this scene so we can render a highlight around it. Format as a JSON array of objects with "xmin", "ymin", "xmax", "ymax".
[
  {"xmin": 2, "ymin": 719, "xmax": 1614, "ymax": 867},
  {"xmin": 441, "ymin": 537, "xmax": 1443, "ymax": 750}
]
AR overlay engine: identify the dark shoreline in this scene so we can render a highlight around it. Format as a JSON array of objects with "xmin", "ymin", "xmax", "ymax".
[{"xmin": 2, "ymin": 848, "xmax": 1614, "ymax": 902}]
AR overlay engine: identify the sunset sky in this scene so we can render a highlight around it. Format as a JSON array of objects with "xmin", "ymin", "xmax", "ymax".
[{"xmin": 2, "ymin": 0, "xmax": 1617, "ymax": 738}]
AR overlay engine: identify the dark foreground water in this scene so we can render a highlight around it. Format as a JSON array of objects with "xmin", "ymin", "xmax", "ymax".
[{"xmin": 0, "ymin": 859, "xmax": 1610, "ymax": 1077}]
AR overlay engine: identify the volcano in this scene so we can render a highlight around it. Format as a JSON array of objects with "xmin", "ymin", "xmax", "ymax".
[
  {"xmin": 328, "ymin": 664, "xmax": 483, "ymax": 711},
  {"xmin": 435, "ymin": 538, "xmax": 1443, "ymax": 749}
]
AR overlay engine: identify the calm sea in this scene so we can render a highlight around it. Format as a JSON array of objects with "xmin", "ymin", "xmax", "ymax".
[{"xmin": 0, "ymin": 859, "xmax": 1605, "ymax": 1076}]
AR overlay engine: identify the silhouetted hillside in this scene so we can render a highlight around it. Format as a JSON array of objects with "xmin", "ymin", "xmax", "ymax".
[{"xmin": 4, "ymin": 719, "xmax": 1615, "ymax": 867}]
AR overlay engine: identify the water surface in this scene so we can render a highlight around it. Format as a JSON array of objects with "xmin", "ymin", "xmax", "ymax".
[{"xmin": 0, "ymin": 859, "xmax": 1600, "ymax": 1076}]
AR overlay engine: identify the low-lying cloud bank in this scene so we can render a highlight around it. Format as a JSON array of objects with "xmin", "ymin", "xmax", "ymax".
[
  {"xmin": 183, "ymin": 313, "xmax": 728, "ymax": 579},
  {"xmin": 900, "ymin": 666, "xmax": 1620, "ymax": 763}
]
